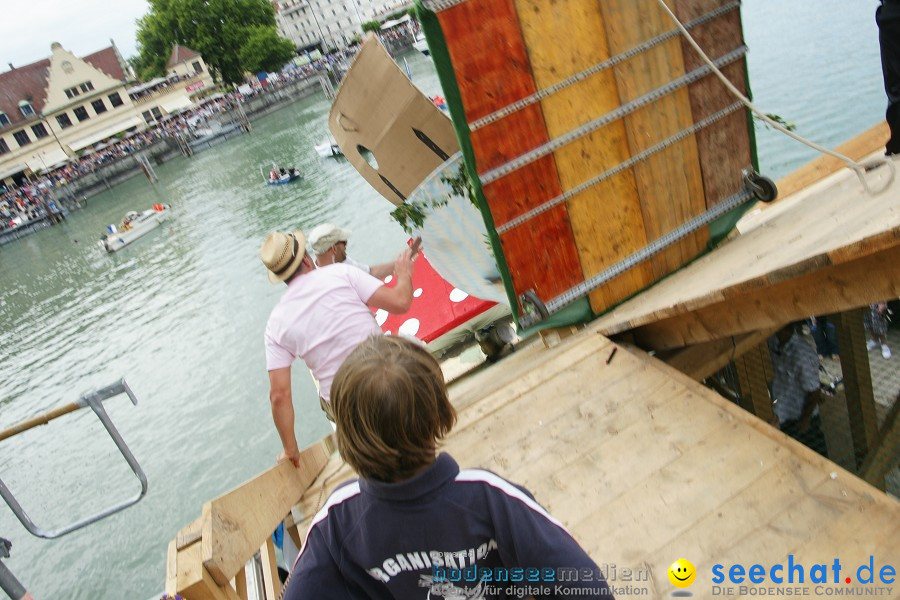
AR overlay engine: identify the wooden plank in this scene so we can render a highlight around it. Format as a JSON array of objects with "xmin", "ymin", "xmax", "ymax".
[
  {"xmin": 592, "ymin": 148, "xmax": 900, "ymax": 340},
  {"xmin": 176, "ymin": 517, "xmax": 203, "ymax": 550},
  {"xmin": 835, "ymin": 309, "xmax": 880, "ymax": 470},
  {"xmin": 631, "ymin": 243, "xmax": 900, "ymax": 349},
  {"xmin": 489, "ymin": 169, "xmax": 583, "ymax": 302},
  {"xmin": 259, "ymin": 538, "xmax": 281, "ymax": 600},
  {"xmin": 600, "ymin": 0, "xmax": 708, "ymax": 278},
  {"xmin": 175, "ymin": 538, "xmax": 240, "ymax": 600},
  {"xmin": 287, "ymin": 329, "xmax": 900, "ymax": 594},
  {"xmin": 515, "ymin": 0, "xmax": 653, "ymax": 312},
  {"xmin": 662, "ymin": 327, "xmax": 775, "ymax": 381},
  {"xmin": 674, "ymin": 0, "xmax": 752, "ymax": 208},
  {"xmin": 776, "ymin": 122, "xmax": 890, "ymax": 200},
  {"xmin": 165, "ymin": 539, "xmax": 178, "ymax": 596},
  {"xmin": 861, "ymin": 393, "xmax": 900, "ymax": 488},
  {"xmin": 233, "ymin": 568, "xmax": 249, "ymax": 600},
  {"xmin": 201, "ymin": 440, "xmax": 330, "ymax": 586}
]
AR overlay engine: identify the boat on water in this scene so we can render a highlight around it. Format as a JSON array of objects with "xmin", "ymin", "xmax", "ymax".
[
  {"xmin": 314, "ymin": 136, "xmax": 343, "ymax": 158},
  {"xmin": 413, "ymin": 31, "xmax": 430, "ymax": 56},
  {"xmin": 263, "ymin": 164, "xmax": 302, "ymax": 185},
  {"xmin": 99, "ymin": 204, "xmax": 170, "ymax": 252}
]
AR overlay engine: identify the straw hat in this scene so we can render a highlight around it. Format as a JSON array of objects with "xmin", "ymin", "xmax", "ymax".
[
  {"xmin": 308, "ymin": 223, "xmax": 352, "ymax": 254},
  {"xmin": 260, "ymin": 230, "xmax": 306, "ymax": 283}
]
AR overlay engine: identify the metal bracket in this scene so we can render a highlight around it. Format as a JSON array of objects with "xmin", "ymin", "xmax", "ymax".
[{"xmin": 0, "ymin": 379, "xmax": 148, "ymax": 540}]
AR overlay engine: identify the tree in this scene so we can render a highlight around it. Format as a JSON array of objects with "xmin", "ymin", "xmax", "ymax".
[
  {"xmin": 361, "ymin": 20, "xmax": 381, "ymax": 33},
  {"xmin": 133, "ymin": 0, "xmax": 285, "ymax": 84},
  {"xmin": 239, "ymin": 27, "xmax": 296, "ymax": 75}
]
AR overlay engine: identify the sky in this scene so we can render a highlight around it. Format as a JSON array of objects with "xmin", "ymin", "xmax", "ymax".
[{"xmin": 1, "ymin": 0, "xmax": 149, "ymax": 69}]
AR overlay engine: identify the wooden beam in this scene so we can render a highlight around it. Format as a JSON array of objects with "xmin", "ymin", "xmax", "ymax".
[
  {"xmin": 662, "ymin": 328, "xmax": 775, "ymax": 381},
  {"xmin": 201, "ymin": 440, "xmax": 330, "ymax": 586},
  {"xmin": 735, "ymin": 342, "xmax": 776, "ymax": 424},
  {"xmin": 631, "ymin": 242, "xmax": 900, "ymax": 350},
  {"xmin": 860, "ymin": 393, "xmax": 900, "ymax": 488},
  {"xmin": 834, "ymin": 309, "xmax": 880, "ymax": 470},
  {"xmin": 259, "ymin": 537, "xmax": 281, "ymax": 600},
  {"xmin": 174, "ymin": 534, "xmax": 242, "ymax": 600}
]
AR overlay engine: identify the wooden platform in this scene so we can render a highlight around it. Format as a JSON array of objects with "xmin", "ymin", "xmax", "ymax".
[
  {"xmin": 294, "ymin": 327, "xmax": 899, "ymax": 598},
  {"xmin": 592, "ymin": 124, "xmax": 900, "ymax": 351}
]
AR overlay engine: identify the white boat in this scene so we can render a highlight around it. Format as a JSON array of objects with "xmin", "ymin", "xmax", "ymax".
[
  {"xmin": 99, "ymin": 204, "xmax": 170, "ymax": 252},
  {"xmin": 314, "ymin": 136, "xmax": 343, "ymax": 158},
  {"xmin": 413, "ymin": 31, "xmax": 430, "ymax": 56}
]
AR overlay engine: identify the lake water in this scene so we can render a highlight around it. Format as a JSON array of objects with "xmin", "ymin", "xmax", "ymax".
[{"xmin": 0, "ymin": 4, "xmax": 889, "ymax": 598}]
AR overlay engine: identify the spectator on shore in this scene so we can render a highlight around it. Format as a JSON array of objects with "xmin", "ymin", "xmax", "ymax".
[
  {"xmin": 768, "ymin": 322, "xmax": 828, "ymax": 457},
  {"xmin": 865, "ymin": 302, "xmax": 893, "ymax": 359}
]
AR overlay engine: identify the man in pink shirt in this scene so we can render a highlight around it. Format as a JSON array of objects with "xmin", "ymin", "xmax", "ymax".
[{"xmin": 260, "ymin": 229, "xmax": 416, "ymax": 466}]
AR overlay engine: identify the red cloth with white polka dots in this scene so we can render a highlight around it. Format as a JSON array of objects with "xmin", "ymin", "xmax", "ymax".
[{"xmin": 372, "ymin": 248, "xmax": 496, "ymax": 343}]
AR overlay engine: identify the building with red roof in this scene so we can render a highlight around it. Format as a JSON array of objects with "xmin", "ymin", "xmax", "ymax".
[{"xmin": 1, "ymin": 42, "xmax": 214, "ymax": 186}]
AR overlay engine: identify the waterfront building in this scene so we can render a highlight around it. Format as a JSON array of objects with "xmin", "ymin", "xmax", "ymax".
[
  {"xmin": 0, "ymin": 42, "xmax": 214, "ymax": 187},
  {"xmin": 273, "ymin": 0, "xmax": 414, "ymax": 51}
]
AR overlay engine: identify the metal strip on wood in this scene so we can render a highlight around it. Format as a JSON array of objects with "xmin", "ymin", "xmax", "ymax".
[
  {"xmin": 469, "ymin": 1, "xmax": 741, "ymax": 131},
  {"xmin": 519, "ymin": 184, "xmax": 758, "ymax": 328},
  {"xmin": 496, "ymin": 102, "xmax": 744, "ymax": 234},
  {"xmin": 480, "ymin": 46, "xmax": 748, "ymax": 184}
]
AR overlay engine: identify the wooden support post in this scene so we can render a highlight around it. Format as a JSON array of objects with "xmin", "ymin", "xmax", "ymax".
[
  {"xmin": 663, "ymin": 328, "xmax": 776, "ymax": 382},
  {"xmin": 733, "ymin": 342, "xmax": 775, "ymax": 424},
  {"xmin": 233, "ymin": 568, "xmax": 249, "ymax": 600},
  {"xmin": 834, "ymin": 309, "xmax": 880, "ymax": 471},
  {"xmin": 860, "ymin": 393, "xmax": 900, "ymax": 489},
  {"xmin": 202, "ymin": 441, "xmax": 330, "ymax": 585},
  {"xmin": 259, "ymin": 538, "xmax": 281, "ymax": 600}
]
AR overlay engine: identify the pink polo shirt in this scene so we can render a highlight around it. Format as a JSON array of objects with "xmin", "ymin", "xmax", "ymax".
[{"xmin": 264, "ymin": 263, "xmax": 384, "ymax": 401}]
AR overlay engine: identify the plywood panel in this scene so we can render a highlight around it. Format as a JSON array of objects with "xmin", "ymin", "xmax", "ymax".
[
  {"xmin": 674, "ymin": 1, "xmax": 753, "ymax": 208},
  {"xmin": 515, "ymin": 0, "xmax": 653, "ymax": 313},
  {"xmin": 600, "ymin": 0, "xmax": 708, "ymax": 278},
  {"xmin": 591, "ymin": 150, "xmax": 900, "ymax": 347},
  {"xmin": 293, "ymin": 324, "xmax": 899, "ymax": 597}
]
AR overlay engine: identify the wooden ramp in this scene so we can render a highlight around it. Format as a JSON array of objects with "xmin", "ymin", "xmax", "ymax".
[
  {"xmin": 592, "ymin": 124, "xmax": 900, "ymax": 351},
  {"xmin": 294, "ymin": 328, "xmax": 899, "ymax": 598}
]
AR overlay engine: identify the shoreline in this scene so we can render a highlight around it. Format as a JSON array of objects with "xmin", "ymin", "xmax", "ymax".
[{"xmin": 0, "ymin": 73, "xmax": 336, "ymax": 246}]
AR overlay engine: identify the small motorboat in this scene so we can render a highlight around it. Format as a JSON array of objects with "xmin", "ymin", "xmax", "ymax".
[
  {"xmin": 413, "ymin": 31, "xmax": 430, "ymax": 56},
  {"xmin": 264, "ymin": 165, "xmax": 302, "ymax": 185},
  {"xmin": 100, "ymin": 204, "xmax": 170, "ymax": 252},
  {"xmin": 314, "ymin": 137, "xmax": 343, "ymax": 158}
]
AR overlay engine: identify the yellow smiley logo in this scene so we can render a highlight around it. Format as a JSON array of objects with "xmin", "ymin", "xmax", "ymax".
[{"xmin": 668, "ymin": 558, "xmax": 696, "ymax": 588}]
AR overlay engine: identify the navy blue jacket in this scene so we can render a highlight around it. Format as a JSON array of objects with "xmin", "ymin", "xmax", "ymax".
[{"xmin": 284, "ymin": 453, "xmax": 613, "ymax": 599}]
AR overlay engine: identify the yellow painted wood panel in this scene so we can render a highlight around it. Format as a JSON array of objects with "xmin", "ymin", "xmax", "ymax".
[
  {"xmin": 514, "ymin": 0, "xmax": 653, "ymax": 313},
  {"xmin": 600, "ymin": 0, "xmax": 709, "ymax": 279}
]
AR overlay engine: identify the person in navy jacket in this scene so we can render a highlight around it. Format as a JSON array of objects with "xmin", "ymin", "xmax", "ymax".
[{"xmin": 284, "ymin": 335, "xmax": 614, "ymax": 599}]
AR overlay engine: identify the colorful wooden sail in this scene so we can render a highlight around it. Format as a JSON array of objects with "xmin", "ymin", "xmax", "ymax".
[{"xmin": 419, "ymin": 0, "xmax": 759, "ymax": 326}]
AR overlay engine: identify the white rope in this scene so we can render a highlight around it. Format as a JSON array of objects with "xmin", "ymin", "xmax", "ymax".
[{"xmin": 655, "ymin": 0, "xmax": 895, "ymax": 196}]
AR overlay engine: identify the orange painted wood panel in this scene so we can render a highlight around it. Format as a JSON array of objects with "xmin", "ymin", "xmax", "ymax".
[
  {"xmin": 438, "ymin": 0, "xmax": 583, "ymax": 306},
  {"xmin": 600, "ymin": 0, "xmax": 709, "ymax": 279},
  {"xmin": 515, "ymin": 0, "xmax": 654, "ymax": 314}
]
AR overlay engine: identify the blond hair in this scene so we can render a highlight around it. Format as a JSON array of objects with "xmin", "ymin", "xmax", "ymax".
[{"xmin": 331, "ymin": 336, "xmax": 456, "ymax": 482}]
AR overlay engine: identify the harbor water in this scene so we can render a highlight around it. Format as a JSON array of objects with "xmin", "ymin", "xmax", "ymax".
[{"xmin": 0, "ymin": 3, "xmax": 888, "ymax": 598}]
